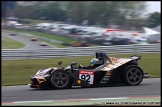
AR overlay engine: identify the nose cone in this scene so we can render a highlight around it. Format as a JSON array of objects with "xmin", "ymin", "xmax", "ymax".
[{"xmin": 143, "ymin": 72, "xmax": 150, "ymax": 78}]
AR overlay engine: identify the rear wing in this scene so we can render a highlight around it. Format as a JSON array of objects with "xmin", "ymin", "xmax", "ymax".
[{"xmin": 130, "ymin": 55, "xmax": 141, "ymax": 60}]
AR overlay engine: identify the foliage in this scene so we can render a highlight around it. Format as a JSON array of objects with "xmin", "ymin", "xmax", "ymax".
[
  {"xmin": 147, "ymin": 12, "xmax": 161, "ymax": 28},
  {"xmin": 13, "ymin": 1, "xmax": 149, "ymax": 27},
  {"xmin": 2, "ymin": 37, "xmax": 25, "ymax": 49}
]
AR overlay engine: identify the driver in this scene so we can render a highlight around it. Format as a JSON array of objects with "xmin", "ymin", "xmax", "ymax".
[
  {"xmin": 89, "ymin": 58, "xmax": 99, "ymax": 67},
  {"xmin": 79, "ymin": 56, "xmax": 116, "ymax": 69},
  {"xmin": 79, "ymin": 58, "xmax": 99, "ymax": 69}
]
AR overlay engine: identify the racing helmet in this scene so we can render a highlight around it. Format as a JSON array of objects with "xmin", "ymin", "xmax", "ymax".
[{"xmin": 90, "ymin": 58, "xmax": 98, "ymax": 66}]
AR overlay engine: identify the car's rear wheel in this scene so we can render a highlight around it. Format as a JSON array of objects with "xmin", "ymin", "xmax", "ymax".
[
  {"xmin": 123, "ymin": 66, "xmax": 143, "ymax": 86},
  {"xmin": 50, "ymin": 70, "xmax": 70, "ymax": 89}
]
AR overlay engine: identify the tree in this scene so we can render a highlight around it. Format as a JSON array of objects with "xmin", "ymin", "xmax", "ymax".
[
  {"xmin": 66, "ymin": 1, "xmax": 87, "ymax": 24},
  {"xmin": 14, "ymin": 2, "xmax": 67, "ymax": 21},
  {"xmin": 14, "ymin": 4, "xmax": 38, "ymax": 19},
  {"xmin": 147, "ymin": 12, "xmax": 161, "ymax": 28},
  {"xmin": 13, "ymin": 1, "xmax": 148, "ymax": 27},
  {"xmin": 2, "ymin": 1, "xmax": 16, "ymax": 19},
  {"xmin": 83, "ymin": 1, "xmax": 111, "ymax": 25}
]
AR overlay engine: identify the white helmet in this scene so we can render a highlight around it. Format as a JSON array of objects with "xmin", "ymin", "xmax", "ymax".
[{"xmin": 90, "ymin": 58, "xmax": 98, "ymax": 66}]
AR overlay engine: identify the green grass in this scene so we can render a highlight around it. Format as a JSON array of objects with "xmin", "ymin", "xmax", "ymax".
[
  {"xmin": 2, "ymin": 37, "xmax": 25, "ymax": 49},
  {"xmin": 17, "ymin": 34, "xmax": 67, "ymax": 48},
  {"xmin": 2, "ymin": 53, "xmax": 160, "ymax": 86},
  {"xmin": 40, "ymin": 41, "xmax": 66, "ymax": 48},
  {"xmin": 8, "ymin": 28, "xmax": 77, "ymax": 43},
  {"xmin": 7, "ymin": 28, "xmax": 79, "ymax": 47}
]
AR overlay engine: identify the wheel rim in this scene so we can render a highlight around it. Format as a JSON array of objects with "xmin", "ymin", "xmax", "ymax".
[
  {"xmin": 127, "ymin": 68, "xmax": 142, "ymax": 84},
  {"xmin": 52, "ymin": 72, "xmax": 68, "ymax": 87}
]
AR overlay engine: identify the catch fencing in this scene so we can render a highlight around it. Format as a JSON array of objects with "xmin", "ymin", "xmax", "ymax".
[{"xmin": 2, "ymin": 43, "xmax": 161, "ymax": 60}]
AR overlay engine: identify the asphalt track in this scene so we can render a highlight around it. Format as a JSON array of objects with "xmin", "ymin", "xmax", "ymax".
[
  {"xmin": 2, "ymin": 78, "xmax": 160, "ymax": 102},
  {"xmin": 2, "ymin": 30, "xmax": 56, "ymax": 49}
]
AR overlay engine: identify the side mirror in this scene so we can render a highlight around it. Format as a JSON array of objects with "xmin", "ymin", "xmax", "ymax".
[
  {"xmin": 58, "ymin": 61, "xmax": 64, "ymax": 68},
  {"xmin": 58, "ymin": 61, "xmax": 62, "ymax": 65}
]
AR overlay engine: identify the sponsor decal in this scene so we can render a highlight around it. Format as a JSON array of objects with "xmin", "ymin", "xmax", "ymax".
[
  {"xmin": 79, "ymin": 70, "xmax": 94, "ymax": 84},
  {"xmin": 77, "ymin": 80, "xmax": 81, "ymax": 84},
  {"xmin": 79, "ymin": 71, "xmax": 94, "ymax": 75},
  {"xmin": 102, "ymin": 58, "xmax": 133, "ymax": 71}
]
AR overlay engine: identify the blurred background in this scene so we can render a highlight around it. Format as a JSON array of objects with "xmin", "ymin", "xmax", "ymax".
[{"xmin": 1, "ymin": 1, "xmax": 161, "ymax": 47}]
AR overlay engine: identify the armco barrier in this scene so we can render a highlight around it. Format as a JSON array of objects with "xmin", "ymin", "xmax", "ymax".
[{"xmin": 2, "ymin": 44, "xmax": 161, "ymax": 60}]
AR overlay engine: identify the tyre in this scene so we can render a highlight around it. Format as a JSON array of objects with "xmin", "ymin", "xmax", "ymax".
[
  {"xmin": 123, "ymin": 66, "xmax": 143, "ymax": 86},
  {"xmin": 50, "ymin": 70, "xmax": 70, "ymax": 89}
]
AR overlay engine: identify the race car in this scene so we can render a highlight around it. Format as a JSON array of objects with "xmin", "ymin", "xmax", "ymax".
[{"xmin": 29, "ymin": 52, "xmax": 150, "ymax": 89}]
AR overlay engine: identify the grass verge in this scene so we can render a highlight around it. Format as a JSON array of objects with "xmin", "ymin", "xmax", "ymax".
[
  {"xmin": 2, "ymin": 37, "xmax": 25, "ymax": 49},
  {"xmin": 2, "ymin": 53, "xmax": 160, "ymax": 86},
  {"xmin": 7, "ymin": 28, "xmax": 77, "ymax": 43}
]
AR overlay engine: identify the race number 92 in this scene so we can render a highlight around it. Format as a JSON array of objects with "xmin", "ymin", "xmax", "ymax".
[
  {"xmin": 79, "ymin": 71, "xmax": 94, "ymax": 84},
  {"xmin": 80, "ymin": 74, "xmax": 90, "ymax": 82}
]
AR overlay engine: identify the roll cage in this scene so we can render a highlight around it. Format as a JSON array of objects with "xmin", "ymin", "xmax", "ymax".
[{"xmin": 74, "ymin": 52, "xmax": 110, "ymax": 70}]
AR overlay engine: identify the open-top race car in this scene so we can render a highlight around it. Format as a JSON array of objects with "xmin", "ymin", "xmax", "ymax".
[{"xmin": 29, "ymin": 52, "xmax": 150, "ymax": 89}]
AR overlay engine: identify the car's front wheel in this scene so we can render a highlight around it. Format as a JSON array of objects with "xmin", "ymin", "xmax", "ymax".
[
  {"xmin": 123, "ymin": 66, "xmax": 143, "ymax": 86},
  {"xmin": 50, "ymin": 70, "xmax": 70, "ymax": 89}
]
